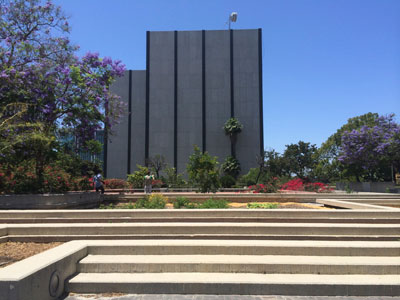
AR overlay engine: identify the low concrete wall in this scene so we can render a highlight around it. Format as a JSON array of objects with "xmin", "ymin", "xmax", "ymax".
[
  {"xmin": 336, "ymin": 182, "xmax": 395, "ymax": 193},
  {"xmin": 0, "ymin": 192, "xmax": 101, "ymax": 209},
  {"xmin": 0, "ymin": 241, "xmax": 87, "ymax": 300}
]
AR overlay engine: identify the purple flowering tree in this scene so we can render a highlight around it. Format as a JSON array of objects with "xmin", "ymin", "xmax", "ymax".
[
  {"xmin": 338, "ymin": 114, "xmax": 400, "ymax": 181},
  {"xmin": 0, "ymin": 0, "xmax": 125, "ymax": 186}
]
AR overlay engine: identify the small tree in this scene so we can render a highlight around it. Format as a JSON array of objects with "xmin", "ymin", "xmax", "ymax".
[
  {"xmin": 223, "ymin": 117, "xmax": 243, "ymax": 158},
  {"xmin": 162, "ymin": 166, "xmax": 186, "ymax": 188},
  {"xmin": 187, "ymin": 145, "xmax": 220, "ymax": 193},
  {"xmin": 146, "ymin": 154, "xmax": 166, "ymax": 179}
]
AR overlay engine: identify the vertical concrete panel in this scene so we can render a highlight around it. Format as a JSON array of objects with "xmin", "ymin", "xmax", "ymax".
[
  {"xmin": 233, "ymin": 29, "xmax": 261, "ymax": 174},
  {"xmin": 177, "ymin": 31, "xmax": 203, "ymax": 174},
  {"xmin": 205, "ymin": 30, "xmax": 231, "ymax": 164},
  {"xmin": 148, "ymin": 31, "xmax": 175, "ymax": 166},
  {"xmin": 130, "ymin": 70, "xmax": 146, "ymax": 171},
  {"xmin": 107, "ymin": 71, "xmax": 129, "ymax": 179}
]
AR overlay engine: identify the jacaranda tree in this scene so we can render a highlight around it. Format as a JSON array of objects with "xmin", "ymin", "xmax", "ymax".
[
  {"xmin": 339, "ymin": 114, "xmax": 400, "ymax": 181},
  {"xmin": 0, "ymin": 0, "xmax": 125, "ymax": 188}
]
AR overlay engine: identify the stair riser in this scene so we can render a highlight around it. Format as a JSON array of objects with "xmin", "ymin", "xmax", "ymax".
[
  {"xmin": 2, "ymin": 218, "xmax": 400, "ymax": 224},
  {"xmin": 7, "ymin": 226, "xmax": 400, "ymax": 235},
  {"xmin": 77, "ymin": 263, "xmax": 400, "ymax": 275},
  {"xmin": 88, "ymin": 245, "xmax": 400, "ymax": 257},
  {"xmin": 8, "ymin": 234, "xmax": 400, "ymax": 242},
  {"xmin": 66, "ymin": 282, "xmax": 400, "ymax": 296}
]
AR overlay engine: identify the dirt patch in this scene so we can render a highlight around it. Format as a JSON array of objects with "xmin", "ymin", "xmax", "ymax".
[
  {"xmin": 228, "ymin": 202, "xmax": 330, "ymax": 209},
  {"xmin": 67, "ymin": 293, "xmax": 127, "ymax": 299},
  {"xmin": 0, "ymin": 242, "xmax": 62, "ymax": 268}
]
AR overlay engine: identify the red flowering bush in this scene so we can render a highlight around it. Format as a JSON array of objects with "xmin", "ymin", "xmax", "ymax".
[
  {"xmin": 70, "ymin": 176, "xmax": 93, "ymax": 191},
  {"xmin": 280, "ymin": 178, "xmax": 303, "ymax": 191},
  {"xmin": 104, "ymin": 178, "xmax": 127, "ymax": 189},
  {"xmin": 41, "ymin": 166, "xmax": 70, "ymax": 193},
  {"xmin": 0, "ymin": 163, "xmax": 96, "ymax": 194},
  {"xmin": 151, "ymin": 179, "xmax": 163, "ymax": 188},
  {"xmin": 280, "ymin": 178, "xmax": 332, "ymax": 193},
  {"xmin": 248, "ymin": 177, "xmax": 281, "ymax": 193}
]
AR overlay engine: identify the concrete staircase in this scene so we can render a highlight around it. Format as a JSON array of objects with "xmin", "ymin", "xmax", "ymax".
[
  {"xmin": 66, "ymin": 240, "xmax": 400, "ymax": 296},
  {"xmin": 2, "ymin": 209, "xmax": 400, "ymax": 296}
]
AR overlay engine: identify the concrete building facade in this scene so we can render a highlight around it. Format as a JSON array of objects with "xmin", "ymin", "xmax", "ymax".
[{"xmin": 106, "ymin": 29, "xmax": 263, "ymax": 179}]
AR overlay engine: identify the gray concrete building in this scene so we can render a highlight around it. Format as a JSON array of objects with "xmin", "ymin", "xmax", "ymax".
[{"xmin": 105, "ymin": 29, "xmax": 263, "ymax": 179}]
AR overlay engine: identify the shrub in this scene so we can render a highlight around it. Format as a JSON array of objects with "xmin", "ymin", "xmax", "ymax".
[
  {"xmin": 99, "ymin": 203, "xmax": 114, "ymax": 209},
  {"xmin": 280, "ymin": 178, "xmax": 333, "ymax": 193},
  {"xmin": 248, "ymin": 177, "xmax": 281, "ymax": 193},
  {"xmin": 199, "ymin": 198, "xmax": 228, "ymax": 209},
  {"xmin": 247, "ymin": 202, "xmax": 279, "ymax": 209},
  {"xmin": 173, "ymin": 196, "xmax": 189, "ymax": 209},
  {"xmin": 151, "ymin": 179, "xmax": 163, "ymax": 188},
  {"xmin": 162, "ymin": 167, "xmax": 186, "ymax": 188},
  {"xmin": 104, "ymin": 178, "xmax": 127, "ymax": 189},
  {"xmin": 220, "ymin": 174, "xmax": 236, "ymax": 188},
  {"xmin": 187, "ymin": 145, "xmax": 220, "ymax": 193},
  {"xmin": 70, "ymin": 176, "xmax": 92, "ymax": 191},
  {"xmin": 127, "ymin": 165, "xmax": 149, "ymax": 188},
  {"xmin": 134, "ymin": 193, "xmax": 167, "ymax": 209}
]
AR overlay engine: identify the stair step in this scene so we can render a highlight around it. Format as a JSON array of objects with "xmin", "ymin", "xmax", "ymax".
[
  {"xmin": 7, "ymin": 222, "xmax": 400, "ymax": 236},
  {"xmin": 8, "ymin": 234, "xmax": 400, "ymax": 243},
  {"xmin": 66, "ymin": 272, "xmax": 400, "ymax": 296},
  {"xmin": 2, "ymin": 217, "xmax": 400, "ymax": 223},
  {"xmin": 78, "ymin": 254, "xmax": 400, "ymax": 274},
  {"xmin": 86, "ymin": 240, "xmax": 400, "ymax": 256}
]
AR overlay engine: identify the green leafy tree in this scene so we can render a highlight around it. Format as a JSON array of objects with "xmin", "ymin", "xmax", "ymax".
[
  {"xmin": 315, "ymin": 113, "xmax": 383, "ymax": 182},
  {"xmin": 282, "ymin": 141, "xmax": 318, "ymax": 180},
  {"xmin": 223, "ymin": 117, "xmax": 243, "ymax": 158},
  {"xmin": 187, "ymin": 145, "xmax": 220, "ymax": 193}
]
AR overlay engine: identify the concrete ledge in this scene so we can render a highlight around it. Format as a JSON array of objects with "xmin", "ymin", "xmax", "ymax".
[
  {"xmin": 2, "ymin": 208, "xmax": 400, "ymax": 219},
  {"xmin": 0, "ymin": 241, "xmax": 87, "ymax": 300},
  {"xmin": 105, "ymin": 192, "xmax": 400, "ymax": 203},
  {"xmin": 0, "ymin": 193, "xmax": 101, "ymax": 210},
  {"xmin": 317, "ymin": 199, "xmax": 398, "ymax": 210}
]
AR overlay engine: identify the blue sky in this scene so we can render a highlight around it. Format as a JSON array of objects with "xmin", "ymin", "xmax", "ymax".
[{"xmin": 54, "ymin": 0, "xmax": 400, "ymax": 153}]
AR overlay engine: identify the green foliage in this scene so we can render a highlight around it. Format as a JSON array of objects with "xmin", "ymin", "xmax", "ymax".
[
  {"xmin": 127, "ymin": 165, "xmax": 149, "ymax": 188},
  {"xmin": 134, "ymin": 193, "xmax": 167, "ymax": 209},
  {"xmin": 198, "ymin": 198, "xmax": 228, "ymax": 209},
  {"xmin": 187, "ymin": 146, "xmax": 220, "ymax": 193},
  {"xmin": 282, "ymin": 141, "xmax": 318, "ymax": 180},
  {"xmin": 172, "ymin": 196, "xmax": 191, "ymax": 209},
  {"xmin": 220, "ymin": 174, "xmax": 236, "ymax": 188},
  {"xmin": 222, "ymin": 156, "xmax": 241, "ymax": 178},
  {"xmin": 316, "ymin": 113, "xmax": 381, "ymax": 182},
  {"xmin": 223, "ymin": 117, "xmax": 243, "ymax": 137},
  {"xmin": 237, "ymin": 168, "xmax": 264, "ymax": 186},
  {"xmin": 99, "ymin": 203, "xmax": 115, "ymax": 209},
  {"xmin": 162, "ymin": 167, "xmax": 186, "ymax": 188},
  {"xmin": 247, "ymin": 202, "xmax": 279, "ymax": 209}
]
